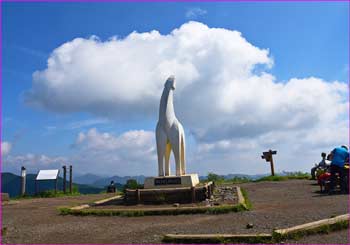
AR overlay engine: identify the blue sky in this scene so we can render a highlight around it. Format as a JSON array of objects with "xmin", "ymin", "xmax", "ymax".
[{"xmin": 2, "ymin": 2, "xmax": 349, "ymax": 176}]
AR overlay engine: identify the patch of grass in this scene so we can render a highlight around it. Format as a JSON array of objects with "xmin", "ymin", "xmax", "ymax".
[
  {"xmin": 223, "ymin": 177, "xmax": 252, "ymax": 184},
  {"xmin": 240, "ymin": 188, "xmax": 252, "ymax": 210},
  {"xmin": 12, "ymin": 188, "xmax": 81, "ymax": 200},
  {"xmin": 58, "ymin": 207, "xmax": 72, "ymax": 215},
  {"xmin": 255, "ymin": 172, "xmax": 310, "ymax": 182},
  {"xmin": 162, "ymin": 235, "xmax": 273, "ymax": 244},
  {"xmin": 203, "ymin": 173, "xmax": 252, "ymax": 185},
  {"xmin": 35, "ymin": 190, "xmax": 80, "ymax": 198},
  {"xmin": 255, "ymin": 175, "xmax": 288, "ymax": 182}
]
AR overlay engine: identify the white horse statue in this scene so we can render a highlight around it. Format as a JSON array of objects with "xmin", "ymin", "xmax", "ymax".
[{"xmin": 156, "ymin": 76, "xmax": 186, "ymax": 177}]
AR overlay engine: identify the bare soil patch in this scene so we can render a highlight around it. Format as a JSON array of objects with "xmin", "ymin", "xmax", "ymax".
[{"xmin": 2, "ymin": 179, "xmax": 348, "ymax": 244}]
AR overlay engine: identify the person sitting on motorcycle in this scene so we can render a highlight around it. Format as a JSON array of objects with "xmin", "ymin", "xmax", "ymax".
[
  {"xmin": 328, "ymin": 145, "xmax": 349, "ymax": 194},
  {"xmin": 311, "ymin": 152, "xmax": 328, "ymax": 180}
]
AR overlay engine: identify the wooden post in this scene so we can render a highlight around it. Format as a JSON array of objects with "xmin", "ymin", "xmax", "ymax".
[
  {"xmin": 208, "ymin": 183, "xmax": 212, "ymax": 198},
  {"xmin": 62, "ymin": 166, "xmax": 67, "ymax": 193},
  {"xmin": 269, "ymin": 150, "xmax": 275, "ymax": 176},
  {"xmin": 20, "ymin": 166, "xmax": 26, "ymax": 196},
  {"xmin": 69, "ymin": 165, "xmax": 73, "ymax": 194},
  {"xmin": 261, "ymin": 150, "xmax": 277, "ymax": 176}
]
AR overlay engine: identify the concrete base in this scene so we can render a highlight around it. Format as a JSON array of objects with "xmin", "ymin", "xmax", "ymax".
[{"xmin": 144, "ymin": 174, "xmax": 199, "ymax": 189}]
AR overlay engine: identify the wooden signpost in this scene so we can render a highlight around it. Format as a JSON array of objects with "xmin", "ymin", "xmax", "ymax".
[
  {"xmin": 69, "ymin": 165, "xmax": 73, "ymax": 194},
  {"xmin": 261, "ymin": 150, "xmax": 277, "ymax": 176}
]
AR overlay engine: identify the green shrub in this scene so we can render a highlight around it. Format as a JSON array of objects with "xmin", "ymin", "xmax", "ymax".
[
  {"xmin": 204, "ymin": 173, "xmax": 252, "ymax": 184},
  {"xmin": 123, "ymin": 179, "xmax": 143, "ymax": 192},
  {"xmin": 207, "ymin": 172, "xmax": 225, "ymax": 183}
]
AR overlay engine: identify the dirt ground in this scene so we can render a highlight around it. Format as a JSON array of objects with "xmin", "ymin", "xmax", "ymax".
[{"xmin": 2, "ymin": 179, "xmax": 349, "ymax": 244}]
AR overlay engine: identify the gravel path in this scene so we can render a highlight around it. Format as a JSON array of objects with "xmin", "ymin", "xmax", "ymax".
[{"xmin": 2, "ymin": 180, "xmax": 349, "ymax": 244}]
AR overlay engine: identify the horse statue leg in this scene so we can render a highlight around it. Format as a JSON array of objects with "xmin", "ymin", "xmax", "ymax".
[
  {"xmin": 156, "ymin": 124, "xmax": 167, "ymax": 176},
  {"xmin": 165, "ymin": 141, "xmax": 171, "ymax": 176},
  {"xmin": 181, "ymin": 134, "xmax": 186, "ymax": 175},
  {"xmin": 169, "ymin": 130, "xmax": 182, "ymax": 176}
]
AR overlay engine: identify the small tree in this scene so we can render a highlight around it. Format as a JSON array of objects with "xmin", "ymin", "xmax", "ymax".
[
  {"xmin": 207, "ymin": 172, "xmax": 224, "ymax": 183},
  {"xmin": 125, "ymin": 179, "xmax": 138, "ymax": 189}
]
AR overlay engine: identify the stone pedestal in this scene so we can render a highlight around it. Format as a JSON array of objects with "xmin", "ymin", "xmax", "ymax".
[{"xmin": 143, "ymin": 173, "xmax": 199, "ymax": 189}]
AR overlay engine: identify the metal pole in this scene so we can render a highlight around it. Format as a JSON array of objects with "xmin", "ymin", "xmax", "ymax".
[
  {"xmin": 62, "ymin": 166, "xmax": 67, "ymax": 193},
  {"xmin": 20, "ymin": 166, "xmax": 26, "ymax": 196},
  {"xmin": 69, "ymin": 165, "xmax": 73, "ymax": 194}
]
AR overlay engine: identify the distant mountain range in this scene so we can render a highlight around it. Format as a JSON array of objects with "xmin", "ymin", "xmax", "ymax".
[
  {"xmin": 74, "ymin": 173, "xmax": 268, "ymax": 187},
  {"xmin": 76, "ymin": 174, "xmax": 147, "ymax": 187},
  {"xmin": 223, "ymin": 173, "xmax": 267, "ymax": 180},
  {"xmin": 1, "ymin": 172, "xmax": 105, "ymax": 198}
]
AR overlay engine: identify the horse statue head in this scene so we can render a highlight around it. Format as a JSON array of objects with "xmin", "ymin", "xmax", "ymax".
[{"xmin": 164, "ymin": 75, "xmax": 176, "ymax": 90}]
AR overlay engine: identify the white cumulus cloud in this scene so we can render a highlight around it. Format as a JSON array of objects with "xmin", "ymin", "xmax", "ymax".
[
  {"xmin": 3, "ymin": 153, "xmax": 67, "ymax": 173},
  {"xmin": 2, "ymin": 129, "xmax": 156, "ymax": 176},
  {"xmin": 25, "ymin": 21, "xmax": 273, "ymax": 137},
  {"xmin": 71, "ymin": 128, "xmax": 157, "ymax": 176},
  {"xmin": 22, "ymin": 21, "xmax": 348, "ymax": 175}
]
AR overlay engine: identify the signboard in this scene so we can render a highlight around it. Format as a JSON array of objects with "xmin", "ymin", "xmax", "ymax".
[
  {"xmin": 154, "ymin": 177, "xmax": 181, "ymax": 185},
  {"xmin": 261, "ymin": 150, "xmax": 277, "ymax": 176},
  {"xmin": 36, "ymin": 169, "xmax": 59, "ymax": 180}
]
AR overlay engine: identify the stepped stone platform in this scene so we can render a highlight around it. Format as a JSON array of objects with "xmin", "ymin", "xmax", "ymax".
[
  {"xmin": 91, "ymin": 184, "xmax": 240, "ymax": 209},
  {"xmin": 124, "ymin": 181, "xmax": 214, "ymax": 205}
]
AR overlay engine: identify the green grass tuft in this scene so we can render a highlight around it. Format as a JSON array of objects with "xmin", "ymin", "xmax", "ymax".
[
  {"xmin": 13, "ymin": 189, "xmax": 80, "ymax": 200},
  {"xmin": 255, "ymin": 172, "xmax": 310, "ymax": 182},
  {"xmin": 162, "ymin": 235, "xmax": 273, "ymax": 244},
  {"xmin": 202, "ymin": 172, "xmax": 252, "ymax": 185},
  {"xmin": 240, "ymin": 187, "xmax": 252, "ymax": 210}
]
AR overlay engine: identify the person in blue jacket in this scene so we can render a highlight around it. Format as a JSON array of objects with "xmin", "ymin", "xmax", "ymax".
[{"xmin": 329, "ymin": 145, "xmax": 349, "ymax": 194}]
